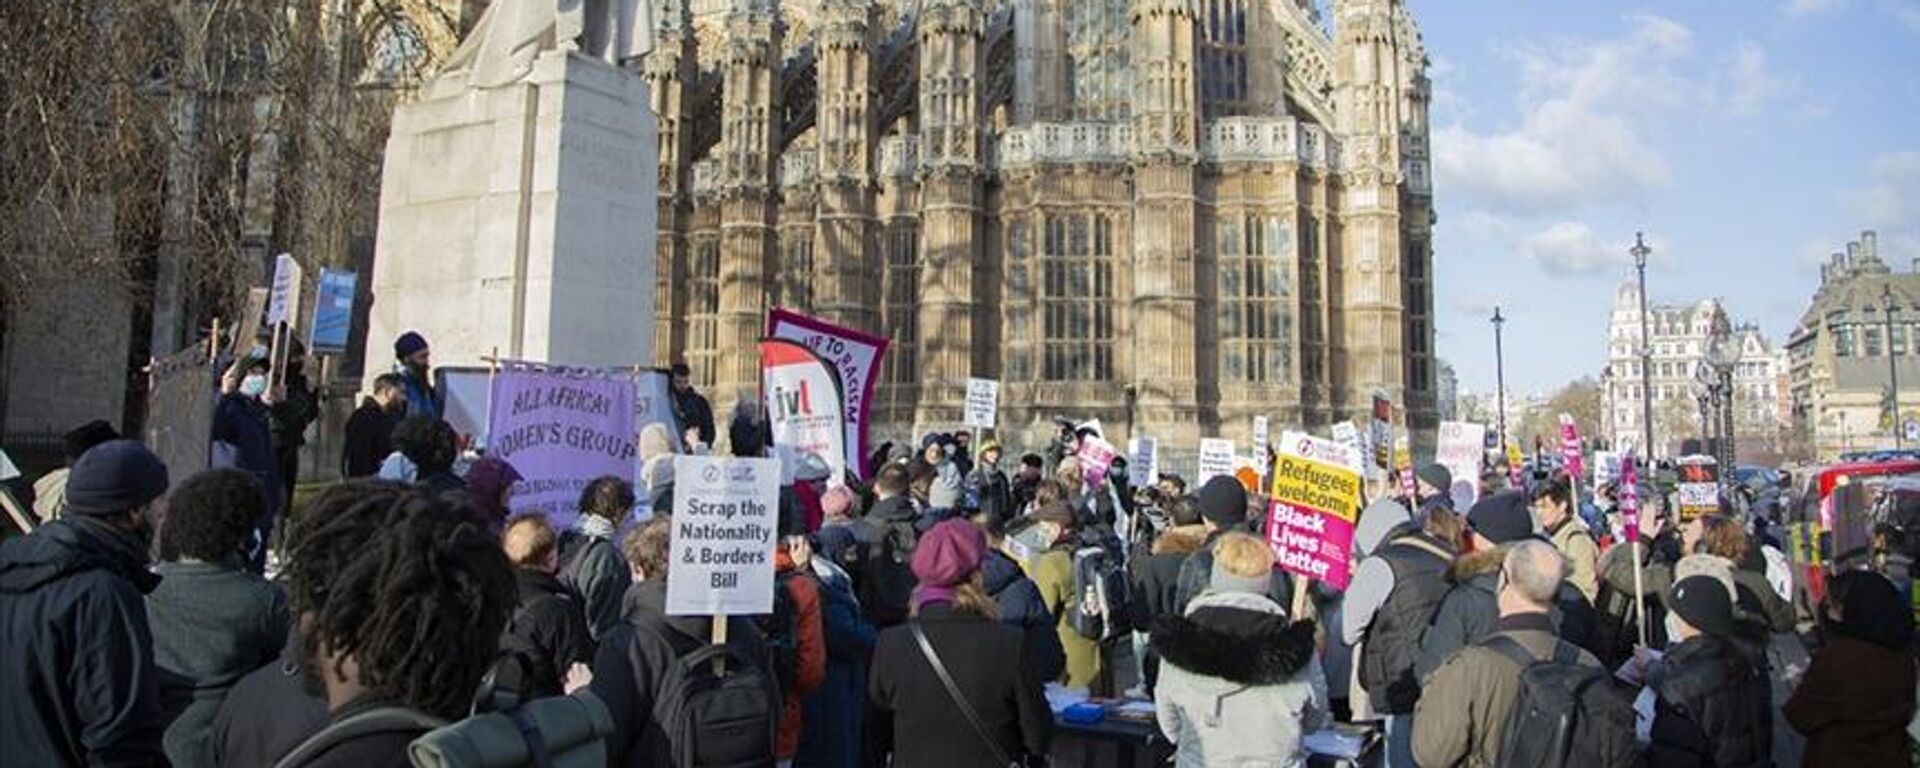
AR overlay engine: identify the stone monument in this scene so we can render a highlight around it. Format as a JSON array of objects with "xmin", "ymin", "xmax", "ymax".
[{"xmin": 366, "ymin": 0, "xmax": 658, "ymax": 381}]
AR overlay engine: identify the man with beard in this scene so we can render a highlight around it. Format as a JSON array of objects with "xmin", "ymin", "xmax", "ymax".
[
  {"xmin": 392, "ymin": 331, "xmax": 443, "ymax": 422},
  {"xmin": 0, "ymin": 441, "xmax": 171, "ymax": 766},
  {"xmin": 669, "ymin": 362, "xmax": 715, "ymax": 449}
]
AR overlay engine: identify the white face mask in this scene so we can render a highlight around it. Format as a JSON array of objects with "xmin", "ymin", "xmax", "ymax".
[
  {"xmin": 240, "ymin": 374, "xmax": 269, "ymax": 397},
  {"xmin": 1663, "ymin": 613, "xmax": 1688, "ymax": 646}
]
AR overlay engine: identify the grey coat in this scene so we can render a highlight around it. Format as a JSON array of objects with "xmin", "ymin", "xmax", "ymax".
[
  {"xmin": 146, "ymin": 559, "xmax": 290, "ymax": 768},
  {"xmin": 1152, "ymin": 591, "xmax": 1328, "ymax": 768}
]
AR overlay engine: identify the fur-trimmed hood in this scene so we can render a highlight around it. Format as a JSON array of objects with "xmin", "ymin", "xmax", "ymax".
[
  {"xmin": 1447, "ymin": 545, "xmax": 1505, "ymax": 585},
  {"xmin": 1151, "ymin": 591, "xmax": 1317, "ymax": 686},
  {"xmin": 1152, "ymin": 524, "xmax": 1209, "ymax": 556}
]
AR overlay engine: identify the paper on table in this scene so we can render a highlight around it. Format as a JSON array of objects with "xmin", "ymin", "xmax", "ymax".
[
  {"xmin": 1044, "ymin": 683, "xmax": 1090, "ymax": 715},
  {"xmin": 1303, "ymin": 728, "xmax": 1368, "ymax": 759}
]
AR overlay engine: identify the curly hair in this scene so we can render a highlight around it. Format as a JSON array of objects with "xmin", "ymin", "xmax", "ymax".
[
  {"xmin": 283, "ymin": 481, "xmax": 517, "ymax": 719},
  {"xmin": 391, "ymin": 416, "xmax": 457, "ymax": 474},
  {"xmin": 578, "ymin": 475, "xmax": 636, "ymax": 524},
  {"xmin": 158, "ymin": 469, "xmax": 265, "ymax": 562},
  {"xmin": 622, "ymin": 515, "xmax": 673, "ymax": 580}
]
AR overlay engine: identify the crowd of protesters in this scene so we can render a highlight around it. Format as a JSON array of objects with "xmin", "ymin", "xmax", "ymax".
[{"xmin": 2, "ymin": 330, "xmax": 1917, "ymax": 768}]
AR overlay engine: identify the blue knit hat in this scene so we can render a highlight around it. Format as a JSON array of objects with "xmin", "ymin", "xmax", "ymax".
[{"xmin": 64, "ymin": 441, "xmax": 169, "ymax": 516}]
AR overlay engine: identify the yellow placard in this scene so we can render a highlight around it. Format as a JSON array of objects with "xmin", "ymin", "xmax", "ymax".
[{"xmin": 1270, "ymin": 453, "xmax": 1362, "ymax": 525}]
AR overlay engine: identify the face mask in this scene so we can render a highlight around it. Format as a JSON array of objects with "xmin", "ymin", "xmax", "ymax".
[
  {"xmin": 241, "ymin": 375, "xmax": 269, "ymax": 397},
  {"xmin": 1663, "ymin": 613, "xmax": 1687, "ymax": 646}
]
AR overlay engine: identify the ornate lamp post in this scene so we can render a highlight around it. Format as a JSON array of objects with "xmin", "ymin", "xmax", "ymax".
[
  {"xmin": 1884, "ymin": 284, "xmax": 1902, "ymax": 449},
  {"xmin": 1706, "ymin": 320, "xmax": 1742, "ymax": 472},
  {"xmin": 1632, "ymin": 233, "xmax": 1656, "ymax": 458},
  {"xmin": 1493, "ymin": 306, "xmax": 1509, "ymax": 452}
]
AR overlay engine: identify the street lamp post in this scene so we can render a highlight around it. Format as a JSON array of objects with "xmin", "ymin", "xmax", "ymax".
[
  {"xmin": 1884, "ymin": 284, "xmax": 1902, "ymax": 449},
  {"xmin": 1706, "ymin": 321, "xmax": 1742, "ymax": 473},
  {"xmin": 1493, "ymin": 306, "xmax": 1509, "ymax": 452},
  {"xmin": 1632, "ymin": 233, "xmax": 1656, "ymax": 458}
]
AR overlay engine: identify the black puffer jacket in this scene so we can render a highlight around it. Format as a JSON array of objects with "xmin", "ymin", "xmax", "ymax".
[
  {"xmin": 1646, "ymin": 634, "xmax": 1773, "ymax": 768},
  {"xmin": 981, "ymin": 549, "xmax": 1065, "ymax": 684},
  {"xmin": 1416, "ymin": 545, "xmax": 1599, "ymax": 682},
  {"xmin": 0, "ymin": 516, "xmax": 168, "ymax": 768}
]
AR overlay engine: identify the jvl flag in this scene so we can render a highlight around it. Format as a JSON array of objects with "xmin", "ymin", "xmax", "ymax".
[
  {"xmin": 760, "ymin": 339, "xmax": 849, "ymax": 487},
  {"xmin": 1266, "ymin": 453, "xmax": 1362, "ymax": 589}
]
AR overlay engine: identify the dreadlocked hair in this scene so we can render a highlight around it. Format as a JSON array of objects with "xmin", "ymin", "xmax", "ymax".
[{"xmin": 283, "ymin": 480, "xmax": 518, "ymax": 719}]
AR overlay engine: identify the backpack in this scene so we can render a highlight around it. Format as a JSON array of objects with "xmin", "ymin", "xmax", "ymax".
[
  {"xmin": 1067, "ymin": 544, "xmax": 1133, "ymax": 642},
  {"xmin": 855, "ymin": 519, "xmax": 919, "ymax": 626},
  {"xmin": 636, "ymin": 614, "xmax": 779, "ymax": 768},
  {"xmin": 1482, "ymin": 634, "xmax": 1640, "ymax": 768},
  {"xmin": 752, "ymin": 570, "xmax": 800, "ymax": 701}
]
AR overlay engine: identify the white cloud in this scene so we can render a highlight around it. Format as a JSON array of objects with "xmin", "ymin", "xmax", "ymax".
[
  {"xmin": 1727, "ymin": 43, "xmax": 1789, "ymax": 116},
  {"xmin": 1433, "ymin": 15, "xmax": 1696, "ymax": 216},
  {"xmin": 1851, "ymin": 150, "xmax": 1920, "ymax": 222},
  {"xmin": 1880, "ymin": 0, "xmax": 1920, "ymax": 32},
  {"xmin": 1784, "ymin": 0, "xmax": 1847, "ymax": 16},
  {"xmin": 1518, "ymin": 222, "xmax": 1677, "ymax": 277}
]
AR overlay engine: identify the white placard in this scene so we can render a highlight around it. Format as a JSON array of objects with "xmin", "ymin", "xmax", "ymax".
[
  {"xmin": 1279, "ymin": 430, "xmax": 1360, "ymax": 471},
  {"xmin": 1331, "ymin": 423, "xmax": 1364, "ymax": 473},
  {"xmin": 666, "ymin": 456, "xmax": 781, "ymax": 617},
  {"xmin": 1127, "ymin": 437, "xmax": 1158, "ymax": 488},
  {"xmin": 0, "ymin": 449, "xmax": 18, "ymax": 482},
  {"xmin": 1436, "ymin": 420, "xmax": 1488, "ymax": 507},
  {"xmin": 1252, "ymin": 416, "xmax": 1271, "ymax": 460},
  {"xmin": 1197, "ymin": 438, "xmax": 1236, "ymax": 487},
  {"xmin": 964, "ymin": 378, "xmax": 999, "ymax": 429},
  {"xmin": 265, "ymin": 253, "xmax": 303, "ymax": 326}
]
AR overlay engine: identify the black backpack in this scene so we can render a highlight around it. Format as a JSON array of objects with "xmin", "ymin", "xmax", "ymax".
[
  {"xmin": 1067, "ymin": 543, "xmax": 1133, "ymax": 642},
  {"xmin": 855, "ymin": 520, "xmax": 919, "ymax": 626},
  {"xmin": 636, "ymin": 614, "xmax": 779, "ymax": 768},
  {"xmin": 752, "ymin": 570, "xmax": 800, "ymax": 701},
  {"xmin": 1482, "ymin": 634, "xmax": 1640, "ymax": 768}
]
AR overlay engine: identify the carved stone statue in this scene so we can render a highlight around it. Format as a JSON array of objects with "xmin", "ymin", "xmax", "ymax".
[{"xmin": 442, "ymin": 0, "xmax": 656, "ymax": 89}]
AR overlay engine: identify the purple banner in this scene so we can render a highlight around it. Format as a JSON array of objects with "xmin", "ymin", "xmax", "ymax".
[{"xmin": 489, "ymin": 368, "xmax": 637, "ymax": 531}]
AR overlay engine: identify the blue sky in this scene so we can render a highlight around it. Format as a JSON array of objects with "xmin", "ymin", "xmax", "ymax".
[{"xmin": 1413, "ymin": 0, "xmax": 1920, "ymax": 397}]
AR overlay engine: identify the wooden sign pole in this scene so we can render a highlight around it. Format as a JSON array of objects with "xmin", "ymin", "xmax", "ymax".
[{"xmin": 710, "ymin": 614, "xmax": 729, "ymax": 675}]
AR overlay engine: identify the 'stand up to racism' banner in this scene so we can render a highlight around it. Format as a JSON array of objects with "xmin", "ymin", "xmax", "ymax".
[
  {"xmin": 767, "ymin": 308, "xmax": 888, "ymax": 481},
  {"xmin": 1266, "ymin": 453, "xmax": 1363, "ymax": 590},
  {"xmin": 761, "ymin": 339, "xmax": 849, "ymax": 486},
  {"xmin": 489, "ymin": 367, "xmax": 637, "ymax": 530}
]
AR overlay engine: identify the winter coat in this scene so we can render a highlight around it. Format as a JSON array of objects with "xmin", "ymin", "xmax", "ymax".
[
  {"xmin": 341, "ymin": 399, "xmax": 400, "ymax": 478},
  {"xmin": 1151, "ymin": 591, "xmax": 1326, "ymax": 768},
  {"xmin": 1173, "ymin": 528, "xmax": 1292, "ymax": 619},
  {"xmin": 1415, "ymin": 545, "xmax": 1598, "ymax": 682},
  {"xmin": 558, "ymin": 516, "xmax": 631, "ymax": 643},
  {"xmin": 1411, "ymin": 612, "xmax": 1603, "ymax": 768},
  {"xmin": 1546, "ymin": 516, "xmax": 1601, "ymax": 603},
  {"xmin": 982, "ymin": 548, "xmax": 1067, "ymax": 684},
  {"xmin": 775, "ymin": 550, "xmax": 829, "ymax": 760},
  {"xmin": 1340, "ymin": 500, "xmax": 1422, "ymax": 648},
  {"xmin": 275, "ymin": 695, "xmax": 427, "ymax": 768},
  {"xmin": 927, "ymin": 458, "xmax": 964, "ymax": 512},
  {"xmin": 797, "ymin": 558, "xmax": 875, "ymax": 768},
  {"xmin": 671, "ymin": 387, "xmax": 715, "ymax": 447},
  {"xmin": 1784, "ymin": 634, "xmax": 1918, "ymax": 767},
  {"xmin": 501, "ymin": 568, "xmax": 595, "ymax": 699},
  {"xmin": 967, "ymin": 465, "xmax": 1012, "ymax": 524},
  {"xmin": 269, "ymin": 372, "xmax": 319, "ymax": 455},
  {"xmin": 869, "ymin": 603, "xmax": 1053, "ymax": 767},
  {"xmin": 0, "ymin": 515, "xmax": 168, "ymax": 768},
  {"xmin": 1130, "ymin": 525, "xmax": 1207, "ymax": 632},
  {"xmin": 213, "ymin": 392, "xmax": 282, "ymax": 519},
  {"xmin": 1594, "ymin": 534, "xmax": 1678, "ymax": 666},
  {"xmin": 846, "ymin": 495, "xmax": 921, "ymax": 628},
  {"xmin": 592, "ymin": 580, "xmax": 772, "ymax": 768},
  {"xmin": 1352, "ymin": 527, "xmax": 1455, "ymax": 714},
  {"xmin": 1031, "ymin": 546, "xmax": 1103, "ymax": 688},
  {"xmin": 397, "ymin": 367, "xmax": 442, "ymax": 423},
  {"xmin": 146, "ymin": 558, "xmax": 290, "ymax": 768},
  {"xmin": 1645, "ymin": 634, "xmax": 1773, "ymax": 768},
  {"xmin": 209, "ymin": 641, "xmax": 328, "ymax": 768}
]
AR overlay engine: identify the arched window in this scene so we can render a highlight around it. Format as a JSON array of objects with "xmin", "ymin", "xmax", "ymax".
[
  {"xmin": 883, "ymin": 221, "xmax": 919, "ymax": 384},
  {"xmin": 1201, "ymin": 0, "xmax": 1249, "ymax": 116},
  {"xmin": 1219, "ymin": 213, "xmax": 1292, "ymax": 383},
  {"xmin": 1064, "ymin": 0, "xmax": 1131, "ymax": 121},
  {"xmin": 1004, "ymin": 217, "xmax": 1035, "ymax": 382},
  {"xmin": 687, "ymin": 237, "xmax": 722, "ymax": 389},
  {"xmin": 1041, "ymin": 212, "xmax": 1115, "ymax": 381}
]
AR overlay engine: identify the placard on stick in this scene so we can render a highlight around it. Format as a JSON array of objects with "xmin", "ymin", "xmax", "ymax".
[
  {"xmin": 964, "ymin": 378, "xmax": 998, "ymax": 429},
  {"xmin": 1266, "ymin": 453, "xmax": 1363, "ymax": 590},
  {"xmin": 1197, "ymin": 438, "xmax": 1236, "ymax": 487},
  {"xmin": 666, "ymin": 456, "xmax": 781, "ymax": 617}
]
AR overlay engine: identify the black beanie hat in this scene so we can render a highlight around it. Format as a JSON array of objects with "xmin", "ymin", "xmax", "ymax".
[
  {"xmin": 394, "ymin": 331, "xmax": 428, "ymax": 360},
  {"xmin": 1467, "ymin": 491, "xmax": 1535, "ymax": 544},
  {"xmin": 1416, "ymin": 463, "xmax": 1453, "ymax": 492},
  {"xmin": 63, "ymin": 420, "xmax": 121, "ymax": 464},
  {"xmin": 1197, "ymin": 476, "xmax": 1249, "ymax": 527},
  {"xmin": 64, "ymin": 440, "xmax": 170, "ymax": 516},
  {"xmin": 1668, "ymin": 575, "xmax": 1735, "ymax": 637}
]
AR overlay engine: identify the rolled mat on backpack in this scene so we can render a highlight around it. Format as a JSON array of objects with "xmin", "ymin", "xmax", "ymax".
[{"xmin": 408, "ymin": 691, "xmax": 616, "ymax": 768}]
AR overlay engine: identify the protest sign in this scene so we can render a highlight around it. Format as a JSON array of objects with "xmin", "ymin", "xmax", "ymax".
[
  {"xmin": 1558, "ymin": 414, "xmax": 1586, "ymax": 482},
  {"xmin": 1675, "ymin": 456, "xmax": 1720, "ymax": 523},
  {"xmin": 666, "ymin": 456, "xmax": 780, "ymax": 616},
  {"xmin": 1331, "ymin": 422, "xmax": 1366, "ymax": 473},
  {"xmin": 145, "ymin": 345, "xmax": 214, "ymax": 480},
  {"xmin": 1620, "ymin": 453, "xmax": 1640, "ymax": 542},
  {"xmin": 307, "ymin": 268, "xmax": 357, "ymax": 355},
  {"xmin": 1436, "ymin": 421, "xmax": 1487, "ymax": 508},
  {"xmin": 1505, "ymin": 442, "xmax": 1525, "ymax": 489},
  {"xmin": 1280, "ymin": 430, "xmax": 1359, "ymax": 471},
  {"xmin": 768, "ymin": 308, "xmax": 888, "ymax": 480},
  {"xmin": 1127, "ymin": 437, "xmax": 1158, "ymax": 488},
  {"xmin": 761, "ymin": 340, "xmax": 847, "ymax": 486},
  {"xmin": 964, "ymin": 378, "xmax": 999, "ymax": 429},
  {"xmin": 0, "ymin": 449, "xmax": 16, "ymax": 482},
  {"xmin": 228, "ymin": 288, "xmax": 269, "ymax": 360},
  {"xmin": 439, "ymin": 367, "xmax": 493, "ymax": 449},
  {"xmin": 489, "ymin": 367, "xmax": 637, "ymax": 530},
  {"xmin": 1370, "ymin": 394, "xmax": 1393, "ymax": 472},
  {"xmin": 1394, "ymin": 435, "xmax": 1416, "ymax": 501},
  {"xmin": 1197, "ymin": 438, "xmax": 1236, "ymax": 487},
  {"xmin": 1078, "ymin": 436, "xmax": 1119, "ymax": 488},
  {"xmin": 1266, "ymin": 453, "xmax": 1363, "ymax": 589},
  {"xmin": 265, "ymin": 253, "xmax": 303, "ymax": 327},
  {"xmin": 1252, "ymin": 416, "xmax": 1271, "ymax": 461},
  {"xmin": 1592, "ymin": 451, "xmax": 1620, "ymax": 491}
]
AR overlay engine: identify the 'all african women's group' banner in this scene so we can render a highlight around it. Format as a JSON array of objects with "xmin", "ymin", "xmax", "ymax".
[
  {"xmin": 761, "ymin": 340, "xmax": 848, "ymax": 487},
  {"xmin": 489, "ymin": 368, "xmax": 637, "ymax": 530},
  {"xmin": 1266, "ymin": 453, "xmax": 1363, "ymax": 590},
  {"xmin": 768, "ymin": 308, "xmax": 888, "ymax": 481}
]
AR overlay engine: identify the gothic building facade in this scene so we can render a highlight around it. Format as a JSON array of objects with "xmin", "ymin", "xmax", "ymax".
[{"xmin": 645, "ymin": 0, "xmax": 1438, "ymax": 450}]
